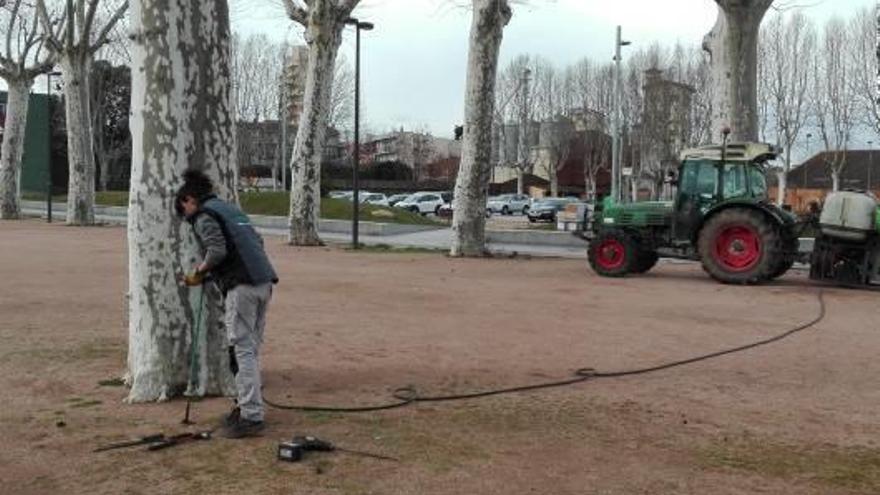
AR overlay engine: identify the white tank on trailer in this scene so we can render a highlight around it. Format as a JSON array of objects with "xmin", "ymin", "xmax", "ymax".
[{"xmin": 819, "ymin": 191, "xmax": 878, "ymax": 241}]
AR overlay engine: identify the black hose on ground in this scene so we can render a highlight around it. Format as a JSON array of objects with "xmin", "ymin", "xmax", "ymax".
[{"xmin": 264, "ymin": 289, "xmax": 826, "ymax": 412}]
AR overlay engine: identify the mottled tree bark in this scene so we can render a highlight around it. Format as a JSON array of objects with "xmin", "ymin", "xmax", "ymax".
[
  {"xmin": 702, "ymin": 0, "xmax": 773, "ymax": 142},
  {"xmin": 36, "ymin": 0, "xmax": 129, "ymax": 225},
  {"xmin": 450, "ymin": 0, "xmax": 511, "ymax": 257},
  {"xmin": 62, "ymin": 54, "xmax": 96, "ymax": 225},
  {"xmin": 126, "ymin": 0, "xmax": 237, "ymax": 402},
  {"xmin": 0, "ymin": 1, "xmax": 57, "ymax": 219},
  {"xmin": 0, "ymin": 80, "xmax": 32, "ymax": 219},
  {"xmin": 284, "ymin": 0, "xmax": 359, "ymax": 246},
  {"xmin": 288, "ymin": 18, "xmax": 341, "ymax": 245}
]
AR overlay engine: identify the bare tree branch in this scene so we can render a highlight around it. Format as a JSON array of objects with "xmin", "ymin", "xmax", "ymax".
[
  {"xmin": 35, "ymin": 0, "xmax": 62, "ymax": 52},
  {"xmin": 81, "ymin": 0, "xmax": 97, "ymax": 46},
  {"xmin": 338, "ymin": 0, "xmax": 359, "ymax": 15},
  {"xmin": 88, "ymin": 0, "xmax": 127, "ymax": 54},
  {"xmin": 6, "ymin": 0, "xmax": 21, "ymax": 63},
  {"xmin": 282, "ymin": 0, "xmax": 307, "ymax": 24}
]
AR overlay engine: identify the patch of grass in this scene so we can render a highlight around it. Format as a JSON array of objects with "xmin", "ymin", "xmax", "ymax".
[
  {"xmin": 98, "ymin": 377, "xmax": 125, "ymax": 387},
  {"xmin": 70, "ymin": 399, "xmax": 103, "ymax": 408},
  {"xmin": 345, "ymin": 243, "xmax": 446, "ymax": 255},
  {"xmin": 76, "ymin": 340, "xmax": 123, "ymax": 361},
  {"xmin": 22, "ymin": 192, "xmax": 66, "ymax": 201},
  {"xmin": 302, "ymin": 411, "xmax": 345, "ymax": 424},
  {"xmin": 697, "ymin": 438, "xmax": 880, "ymax": 492},
  {"xmin": 240, "ymin": 192, "xmax": 439, "ymax": 226},
  {"xmin": 95, "ymin": 191, "xmax": 129, "ymax": 206},
  {"xmin": 24, "ymin": 191, "xmax": 129, "ymax": 206},
  {"xmin": 342, "ymin": 413, "xmax": 490, "ymax": 473},
  {"xmin": 27, "ymin": 190, "xmax": 441, "ymax": 226},
  {"xmin": 4, "ymin": 339, "xmax": 122, "ymax": 366}
]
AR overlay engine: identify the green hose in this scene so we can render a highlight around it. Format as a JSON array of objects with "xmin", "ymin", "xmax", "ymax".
[{"xmin": 186, "ymin": 286, "xmax": 205, "ymax": 395}]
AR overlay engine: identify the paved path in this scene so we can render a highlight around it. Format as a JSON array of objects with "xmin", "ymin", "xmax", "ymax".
[{"xmin": 20, "ymin": 202, "xmax": 590, "ymax": 259}]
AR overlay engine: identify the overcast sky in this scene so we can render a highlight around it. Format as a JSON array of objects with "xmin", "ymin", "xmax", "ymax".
[{"xmin": 228, "ymin": 0, "xmax": 873, "ymax": 138}]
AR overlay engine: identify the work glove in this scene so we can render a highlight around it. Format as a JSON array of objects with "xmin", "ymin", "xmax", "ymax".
[{"xmin": 182, "ymin": 271, "xmax": 205, "ymax": 286}]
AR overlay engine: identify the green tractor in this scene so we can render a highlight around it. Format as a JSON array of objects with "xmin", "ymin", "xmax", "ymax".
[{"xmin": 584, "ymin": 141, "xmax": 800, "ymax": 284}]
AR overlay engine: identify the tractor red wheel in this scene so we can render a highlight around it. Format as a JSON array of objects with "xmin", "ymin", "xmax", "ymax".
[
  {"xmin": 596, "ymin": 238, "xmax": 626, "ymax": 270},
  {"xmin": 588, "ymin": 229, "xmax": 636, "ymax": 277},
  {"xmin": 698, "ymin": 208, "xmax": 781, "ymax": 284},
  {"xmin": 713, "ymin": 225, "xmax": 761, "ymax": 272}
]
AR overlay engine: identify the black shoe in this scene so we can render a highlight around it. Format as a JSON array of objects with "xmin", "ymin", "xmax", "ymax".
[
  {"xmin": 222, "ymin": 406, "xmax": 240, "ymax": 428},
  {"xmin": 222, "ymin": 417, "xmax": 265, "ymax": 439}
]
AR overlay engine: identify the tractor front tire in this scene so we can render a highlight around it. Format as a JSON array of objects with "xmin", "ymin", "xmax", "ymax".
[
  {"xmin": 588, "ymin": 229, "xmax": 637, "ymax": 277},
  {"xmin": 632, "ymin": 249, "xmax": 659, "ymax": 274},
  {"xmin": 698, "ymin": 208, "xmax": 781, "ymax": 284}
]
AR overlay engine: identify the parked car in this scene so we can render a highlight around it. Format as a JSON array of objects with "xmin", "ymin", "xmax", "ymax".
[
  {"xmin": 526, "ymin": 197, "xmax": 578, "ymax": 222},
  {"xmin": 360, "ymin": 192, "xmax": 389, "ymax": 206},
  {"xmin": 437, "ymin": 202, "xmax": 453, "ymax": 218},
  {"xmin": 437, "ymin": 201, "xmax": 491, "ymax": 219},
  {"xmin": 329, "ymin": 190, "xmax": 353, "ymax": 199},
  {"xmin": 387, "ymin": 193, "xmax": 410, "ymax": 207},
  {"xmin": 487, "ymin": 194, "xmax": 531, "ymax": 215},
  {"xmin": 395, "ymin": 191, "xmax": 447, "ymax": 215}
]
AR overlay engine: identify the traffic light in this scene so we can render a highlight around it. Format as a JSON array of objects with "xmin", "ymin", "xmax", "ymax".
[{"xmin": 454, "ymin": 125, "xmax": 463, "ymax": 141}]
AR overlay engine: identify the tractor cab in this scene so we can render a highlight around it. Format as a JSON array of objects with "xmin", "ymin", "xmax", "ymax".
[{"xmin": 672, "ymin": 142, "xmax": 778, "ymax": 242}]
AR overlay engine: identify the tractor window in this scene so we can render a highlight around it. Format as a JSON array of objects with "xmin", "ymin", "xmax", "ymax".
[
  {"xmin": 696, "ymin": 163, "xmax": 718, "ymax": 196},
  {"xmin": 749, "ymin": 167, "xmax": 767, "ymax": 198},
  {"xmin": 722, "ymin": 163, "xmax": 748, "ymax": 198}
]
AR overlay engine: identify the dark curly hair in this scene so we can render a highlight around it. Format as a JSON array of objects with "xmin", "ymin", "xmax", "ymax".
[{"xmin": 174, "ymin": 170, "xmax": 215, "ymax": 217}]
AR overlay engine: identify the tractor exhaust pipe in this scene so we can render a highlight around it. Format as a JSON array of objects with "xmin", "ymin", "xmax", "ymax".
[{"xmin": 720, "ymin": 126, "xmax": 731, "ymax": 161}]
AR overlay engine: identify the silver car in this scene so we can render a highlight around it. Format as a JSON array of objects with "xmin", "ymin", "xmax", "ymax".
[
  {"xmin": 487, "ymin": 194, "xmax": 531, "ymax": 215},
  {"xmin": 395, "ymin": 192, "xmax": 447, "ymax": 215}
]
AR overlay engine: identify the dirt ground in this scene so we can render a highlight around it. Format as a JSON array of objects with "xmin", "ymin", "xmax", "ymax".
[{"xmin": 2, "ymin": 220, "xmax": 879, "ymax": 495}]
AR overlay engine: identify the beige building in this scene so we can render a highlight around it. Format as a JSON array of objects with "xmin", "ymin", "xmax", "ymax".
[
  {"xmin": 638, "ymin": 68, "xmax": 694, "ymax": 197},
  {"xmin": 492, "ymin": 108, "xmax": 606, "ymax": 188},
  {"xmin": 361, "ymin": 130, "xmax": 461, "ymax": 182}
]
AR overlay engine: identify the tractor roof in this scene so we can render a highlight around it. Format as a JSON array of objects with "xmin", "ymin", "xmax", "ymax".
[{"xmin": 679, "ymin": 142, "xmax": 780, "ymax": 163}]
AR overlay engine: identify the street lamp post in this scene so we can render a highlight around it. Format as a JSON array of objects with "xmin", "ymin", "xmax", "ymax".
[
  {"xmin": 345, "ymin": 17, "xmax": 374, "ymax": 249},
  {"xmin": 517, "ymin": 68, "xmax": 531, "ymax": 195},
  {"xmin": 46, "ymin": 70, "xmax": 62, "ymax": 223},
  {"xmin": 868, "ymin": 140, "xmax": 874, "ymax": 192},
  {"xmin": 611, "ymin": 26, "xmax": 631, "ymax": 203},
  {"xmin": 804, "ymin": 132, "xmax": 812, "ymax": 188}
]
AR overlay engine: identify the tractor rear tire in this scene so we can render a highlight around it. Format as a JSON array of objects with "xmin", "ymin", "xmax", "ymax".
[
  {"xmin": 767, "ymin": 233, "xmax": 798, "ymax": 280},
  {"xmin": 698, "ymin": 208, "xmax": 781, "ymax": 284},
  {"xmin": 588, "ymin": 229, "xmax": 637, "ymax": 277}
]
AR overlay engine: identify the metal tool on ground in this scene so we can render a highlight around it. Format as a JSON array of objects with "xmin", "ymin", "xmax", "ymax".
[
  {"xmin": 147, "ymin": 430, "xmax": 213, "ymax": 451},
  {"xmin": 94, "ymin": 430, "xmax": 213, "ymax": 452},
  {"xmin": 182, "ymin": 285, "xmax": 206, "ymax": 425},
  {"xmin": 277, "ymin": 435, "xmax": 398, "ymax": 463},
  {"xmin": 93, "ymin": 433, "xmax": 166, "ymax": 452}
]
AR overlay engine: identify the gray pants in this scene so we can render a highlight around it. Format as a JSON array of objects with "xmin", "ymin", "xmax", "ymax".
[{"xmin": 225, "ymin": 282, "xmax": 272, "ymax": 422}]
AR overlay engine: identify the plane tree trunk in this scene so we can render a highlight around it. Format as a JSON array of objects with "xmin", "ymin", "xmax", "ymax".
[
  {"xmin": 126, "ymin": 0, "xmax": 237, "ymax": 402},
  {"xmin": 450, "ymin": 0, "xmax": 512, "ymax": 256},
  {"xmin": 702, "ymin": 0, "xmax": 773, "ymax": 142}
]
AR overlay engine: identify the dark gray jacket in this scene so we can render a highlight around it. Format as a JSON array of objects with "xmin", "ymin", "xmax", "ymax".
[{"xmin": 190, "ymin": 196, "xmax": 278, "ymax": 293}]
